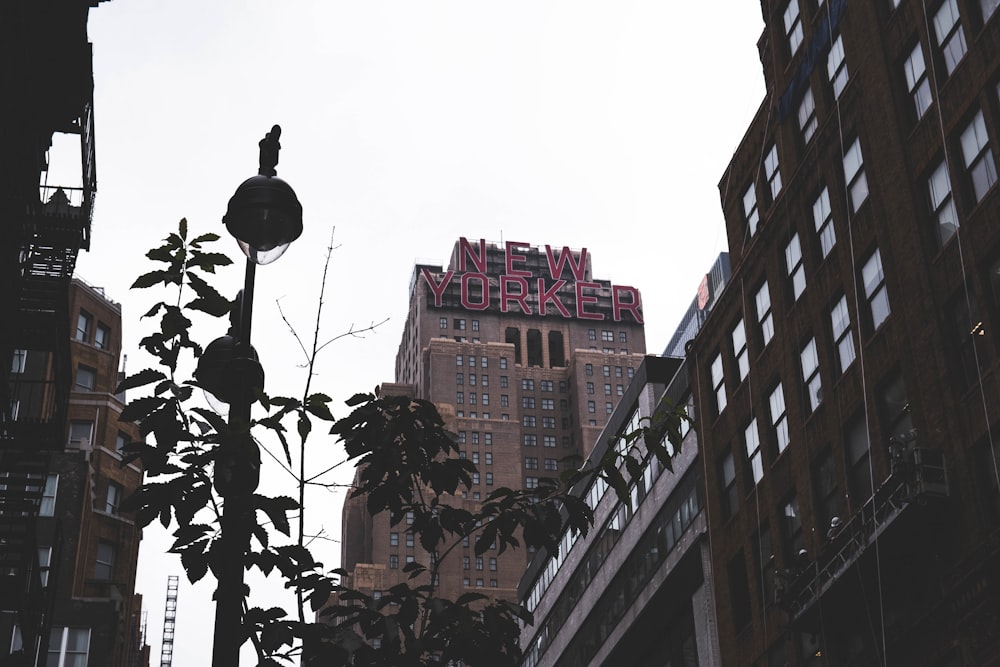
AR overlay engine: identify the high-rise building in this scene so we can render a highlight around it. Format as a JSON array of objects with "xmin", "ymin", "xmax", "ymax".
[
  {"xmin": 692, "ymin": 0, "xmax": 1000, "ymax": 664},
  {"xmin": 1, "ymin": 2, "xmax": 149, "ymax": 665},
  {"xmin": 340, "ymin": 237, "xmax": 647, "ymax": 603}
]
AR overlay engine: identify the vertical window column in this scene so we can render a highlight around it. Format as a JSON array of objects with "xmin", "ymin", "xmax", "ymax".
[
  {"xmin": 843, "ymin": 138, "xmax": 869, "ymax": 213},
  {"xmin": 862, "ymin": 249, "xmax": 890, "ymax": 331},
  {"xmin": 928, "ymin": 160, "xmax": 959, "ymax": 244},
  {"xmin": 960, "ymin": 110, "xmax": 997, "ymax": 203}
]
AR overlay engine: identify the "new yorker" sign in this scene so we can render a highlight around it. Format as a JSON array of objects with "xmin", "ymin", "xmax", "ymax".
[{"xmin": 421, "ymin": 238, "xmax": 643, "ymax": 323}]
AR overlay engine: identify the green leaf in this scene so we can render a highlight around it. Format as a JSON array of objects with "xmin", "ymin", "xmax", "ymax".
[
  {"xmin": 132, "ymin": 270, "xmax": 180, "ymax": 289},
  {"xmin": 115, "ymin": 368, "xmax": 167, "ymax": 395},
  {"xmin": 119, "ymin": 396, "xmax": 167, "ymax": 424},
  {"xmin": 254, "ymin": 495, "xmax": 299, "ymax": 536}
]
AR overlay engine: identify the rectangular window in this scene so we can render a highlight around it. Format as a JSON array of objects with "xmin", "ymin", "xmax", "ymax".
[
  {"xmin": 524, "ymin": 434, "xmax": 537, "ymax": 446},
  {"xmin": 843, "ymin": 138, "xmax": 868, "ymax": 213},
  {"xmin": 525, "ymin": 476, "xmax": 539, "ymax": 489},
  {"xmin": 469, "ymin": 393, "xmax": 476, "ymax": 405},
  {"xmin": 601, "ymin": 330, "xmax": 614, "ymax": 342},
  {"xmin": 11, "ymin": 348, "xmax": 28, "ymax": 373},
  {"xmin": 46, "ymin": 628, "xmax": 91, "ymax": 666},
  {"xmin": 456, "ymin": 392, "xmax": 464, "ymax": 404},
  {"xmin": 455, "ymin": 318, "xmax": 466, "ymax": 330},
  {"xmin": 522, "ymin": 397, "xmax": 535, "ymax": 409},
  {"xmin": 106, "ymin": 482, "xmax": 123, "ymax": 514},
  {"xmin": 782, "ymin": 495, "xmax": 803, "ymax": 560},
  {"xmin": 603, "ymin": 365, "xmax": 611, "ymax": 377},
  {"xmin": 711, "ymin": 353, "xmax": 727, "ymax": 414},
  {"xmin": 604, "ymin": 384, "xmax": 612, "ymax": 396},
  {"xmin": 983, "ymin": 0, "xmax": 999, "ymax": 21},
  {"xmin": 587, "ymin": 401, "xmax": 596, "ymax": 413},
  {"xmin": 587, "ymin": 328, "xmax": 597, "ymax": 341},
  {"xmin": 540, "ymin": 380, "xmax": 553, "ymax": 392},
  {"xmin": 469, "ymin": 374, "xmax": 476, "ymax": 386},
  {"xmin": 928, "ymin": 160, "xmax": 959, "ymax": 245},
  {"xmin": 95, "ymin": 324, "xmax": 111, "ymax": 351},
  {"xmin": 828, "ymin": 34, "xmax": 848, "ymax": 98},
  {"xmin": 585, "ymin": 363, "xmax": 593, "ymax": 376},
  {"xmin": 469, "ymin": 356, "xmax": 476, "ymax": 367},
  {"xmin": 619, "ymin": 331, "xmax": 627, "ymax": 343},
  {"xmin": 770, "ymin": 383, "xmax": 790, "ymax": 453},
  {"xmin": 784, "ymin": 0, "xmax": 803, "ymax": 55},
  {"xmin": 721, "ymin": 452, "xmax": 738, "ymax": 519},
  {"xmin": 813, "ymin": 187, "xmax": 835, "ymax": 258},
  {"xmin": 542, "ymin": 416, "xmax": 555, "ymax": 428},
  {"xmin": 69, "ymin": 421, "xmax": 93, "ymax": 449},
  {"xmin": 390, "ymin": 532, "xmax": 399, "ymax": 546},
  {"xmin": 389, "ymin": 554, "xmax": 399, "ymax": 569},
  {"xmin": 456, "ymin": 373, "xmax": 464, "ymax": 386},
  {"xmin": 764, "ymin": 144, "xmax": 782, "ymax": 201},
  {"xmin": 798, "ymin": 87, "xmax": 817, "ymax": 143},
  {"xmin": 472, "ymin": 472, "xmax": 480, "ymax": 485},
  {"xmin": 934, "ymin": 0, "xmax": 967, "ymax": 75},
  {"xmin": 616, "ymin": 385, "xmax": 624, "ymax": 396},
  {"xmin": 746, "ymin": 419, "xmax": 763, "ymax": 485},
  {"xmin": 544, "ymin": 458, "xmax": 558, "ymax": 471},
  {"xmin": 525, "ymin": 457, "xmax": 538, "ymax": 469},
  {"xmin": 481, "ymin": 356, "xmax": 487, "ymax": 368},
  {"xmin": 730, "ymin": 319, "xmax": 749, "ymax": 383},
  {"xmin": 801, "ymin": 338, "xmax": 822, "ymax": 413},
  {"xmin": 484, "ymin": 433, "xmax": 492, "ymax": 445},
  {"xmin": 95, "ymin": 541, "xmax": 115, "ymax": 580},
  {"xmin": 472, "ymin": 320, "xmax": 479, "ymax": 331},
  {"xmin": 406, "ymin": 532, "xmax": 414, "ymax": 547},
  {"xmin": 38, "ymin": 546, "xmax": 52, "ymax": 587},
  {"xmin": 605, "ymin": 402, "xmax": 613, "ymax": 415},
  {"xmin": 440, "ymin": 317, "xmax": 448, "ymax": 329},
  {"xmin": 458, "ymin": 431, "xmax": 466, "ymax": 444},
  {"xmin": 500, "ymin": 395, "xmax": 508, "ymax": 407},
  {"xmin": 456, "ymin": 354, "xmax": 463, "ymax": 366},
  {"xmin": 960, "ymin": 110, "xmax": 997, "ymax": 203},
  {"xmin": 116, "ymin": 431, "xmax": 129, "ymax": 454},
  {"xmin": 484, "ymin": 452, "xmax": 492, "ymax": 465},
  {"xmin": 485, "ymin": 473, "xmax": 493, "ymax": 485},
  {"xmin": 586, "ymin": 382, "xmax": 594, "ymax": 394},
  {"xmin": 522, "ymin": 379, "xmax": 535, "ymax": 391},
  {"xmin": 615, "ymin": 366, "xmax": 623, "ymax": 378},
  {"xmin": 904, "ymin": 43, "xmax": 932, "ymax": 120},
  {"xmin": 40, "ymin": 474, "xmax": 58, "ymax": 516},
  {"xmin": 785, "ymin": 233, "xmax": 806, "ymax": 300},
  {"xmin": 500, "ymin": 357, "xmax": 507, "ymax": 369},
  {"xmin": 743, "ymin": 183, "xmax": 759, "ymax": 236},
  {"xmin": 831, "ymin": 295, "xmax": 856, "ymax": 373},
  {"xmin": 481, "ymin": 393, "xmax": 489, "ymax": 406},
  {"xmin": 76, "ymin": 311, "xmax": 92, "ymax": 342},
  {"xmin": 756, "ymin": 282, "xmax": 774, "ymax": 346},
  {"xmin": 541, "ymin": 398, "xmax": 554, "ymax": 410},
  {"xmin": 75, "ymin": 365, "xmax": 97, "ymax": 391},
  {"xmin": 523, "ymin": 415, "xmax": 536, "ymax": 427},
  {"xmin": 500, "ymin": 376, "xmax": 508, "ymax": 388},
  {"xmin": 862, "ymin": 248, "xmax": 890, "ymax": 330}
]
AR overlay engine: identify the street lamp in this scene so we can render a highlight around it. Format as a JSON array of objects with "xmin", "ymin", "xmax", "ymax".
[{"xmin": 197, "ymin": 125, "xmax": 302, "ymax": 667}]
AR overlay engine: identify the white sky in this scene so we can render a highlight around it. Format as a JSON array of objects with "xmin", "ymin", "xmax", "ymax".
[{"xmin": 75, "ymin": 2, "xmax": 765, "ymax": 664}]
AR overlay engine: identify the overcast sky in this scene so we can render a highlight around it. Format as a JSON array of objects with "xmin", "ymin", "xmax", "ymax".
[{"xmin": 74, "ymin": 2, "xmax": 765, "ymax": 663}]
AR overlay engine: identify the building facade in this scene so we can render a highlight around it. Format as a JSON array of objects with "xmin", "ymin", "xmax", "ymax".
[
  {"xmin": 693, "ymin": 0, "xmax": 1000, "ymax": 665},
  {"xmin": 1, "ymin": 2, "xmax": 149, "ymax": 665},
  {"xmin": 340, "ymin": 238, "xmax": 647, "ymax": 605}
]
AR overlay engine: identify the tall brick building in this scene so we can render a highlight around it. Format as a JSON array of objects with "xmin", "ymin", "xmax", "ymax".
[
  {"xmin": 693, "ymin": 0, "xmax": 1000, "ymax": 664},
  {"xmin": 340, "ymin": 238, "xmax": 646, "ymax": 604}
]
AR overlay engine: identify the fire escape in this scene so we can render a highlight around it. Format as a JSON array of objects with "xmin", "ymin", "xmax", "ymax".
[{"xmin": 0, "ymin": 1, "xmax": 102, "ymax": 664}]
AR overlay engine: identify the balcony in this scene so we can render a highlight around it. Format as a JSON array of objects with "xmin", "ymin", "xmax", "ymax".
[{"xmin": 778, "ymin": 440, "xmax": 948, "ymax": 622}]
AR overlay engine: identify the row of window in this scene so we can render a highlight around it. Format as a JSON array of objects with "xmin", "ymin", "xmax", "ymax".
[
  {"xmin": 586, "ymin": 329, "xmax": 629, "ymax": 343},
  {"xmin": 522, "ymin": 435, "xmax": 561, "ymax": 447},
  {"xmin": 524, "ymin": 457, "xmax": 561, "ymax": 471},
  {"xmin": 441, "ymin": 317, "xmax": 481, "ymax": 331},
  {"xmin": 583, "ymin": 363, "xmax": 634, "ymax": 379},
  {"xmin": 76, "ymin": 310, "xmax": 112, "ymax": 350},
  {"xmin": 456, "ymin": 432, "xmax": 492, "ymax": 445},
  {"xmin": 585, "ymin": 382, "xmax": 626, "ymax": 396},
  {"xmin": 455, "ymin": 354, "xmax": 507, "ymax": 369}
]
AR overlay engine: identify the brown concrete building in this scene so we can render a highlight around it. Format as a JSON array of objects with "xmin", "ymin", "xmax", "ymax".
[
  {"xmin": 340, "ymin": 238, "xmax": 647, "ymax": 605},
  {"xmin": 693, "ymin": 0, "xmax": 1000, "ymax": 664}
]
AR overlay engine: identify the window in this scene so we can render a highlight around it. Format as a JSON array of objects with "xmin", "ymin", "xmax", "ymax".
[
  {"xmin": 390, "ymin": 532, "xmax": 399, "ymax": 547},
  {"xmin": 489, "ymin": 557, "xmax": 498, "ymax": 571},
  {"xmin": 784, "ymin": 0, "xmax": 803, "ymax": 55},
  {"xmin": 617, "ymin": 385, "xmax": 624, "ymax": 396},
  {"xmin": 541, "ymin": 398, "xmax": 554, "ymax": 410},
  {"xmin": 95, "ymin": 324, "xmax": 111, "ymax": 350},
  {"xmin": 472, "ymin": 451, "xmax": 480, "ymax": 465},
  {"xmin": 746, "ymin": 419, "xmax": 763, "ymax": 485},
  {"xmin": 456, "ymin": 373, "xmax": 464, "ymax": 386},
  {"xmin": 524, "ymin": 435, "xmax": 537, "ymax": 446},
  {"xmin": 984, "ymin": 0, "xmax": 999, "ymax": 21},
  {"xmin": 601, "ymin": 330, "xmax": 614, "ymax": 342},
  {"xmin": 69, "ymin": 421, "xmax": 93, "ymax": 449},
  {"xmin": 455, "ymin": 318, "xmax": 466, "ymax": 330},
  {"xmin": 585, "ymin": 363, "xmax": 593, "ymax": 376},
  {"xmin": 525, "ymin": 457, "xmax": 538, "ymax": 469},
  {"xmin": 755, "ymin": 525, "xmax": 775, "ymax": 606},
  {"xmin": 522, "ymin": 379, "xmax": 534, "ymax": 391},
  {"xmin": 481, "ymin": 394, "xmax": 489, "ymax": 406},
  {"xmin": 934, "ymin": 0, "xmax": 967, "ymax": 76},
  {"xmin": 801, "ymin": 338, "xmax": 822, "ymax": 413},
  {"xmin": 587, "ymin": 328, "xmax": 597, "ymax": 341},
  {"xmin": 588, "ymin": 401, "xmax": 596, "ymax": 413},
  {"xmin": 770, "ymin": 383, "xmax": 790, "ymax": 453},
  {"xmin": 95, "ymin": 541, "xmax": 115, "ymax": 580},
  {"xmin": 12, "ymin": 349, "xmax": 28, "ymax": 373},
  {"xmin": 485, "ymin": 472, "xmax": 493, "ymax": 485},
  {"xmin": 927, "ymin": 160, "xmax": 959, "ymax": 245},
  {"xmin": 456, "ymin": 392, "xmax": 464, "ymax": 405},
  {"xmin": 472, "ymin": 319, "xmax": 480, "ymax": 331},
  {"xmin": 456, "ymin": 354, "xmax": 463, "ymax": 366},
  {"xmin": 782, "ymin": 495, "xmax": 803, "ymax": 560},
  {"xmin": 500, "ymin": 357, "xmax": 507, "ymax": 369},
  {"xmin": 743, "ymin": 182, "xmax": 759, "ymax": 236},
  {"xmin": 469, "ymin": 392, "xmax": 477, "ymax": 406},
  {"xmin": 756, "ymin": 282, "xmax": 774, "ymax": 346},
  {"xmin": 500, "ymin": 394, "xmax": 508, "ymax": 407},
  {"xmin": 115, "ymin": 432, "xmax": 129, "ymax": 454},
  {"xmin": 38, "ymin": 546, "xmax": 52, "ymax": 587},
  {"xmin": 76, "ymin": 311, "xmax": 92, "ymax": 342},
  {"xmin": 627, "ymin": 367, "xmax": 635, "ymax": 379},
  {"xmin": 711, "ymin": 353, "xmax": 726, "ymax": 414},
  {"xmin": 544, "ymin": 458, "xmax": 558, "ymax": 471},
  {"xmin": 603, "ymin": 365, "xmax": 611, "ymax": 377},
  {"xmin": 798, "ymin": 87, "xmax": 817, "ymax": 143},
  {"xmin": 469, "ymin": 374, "xmax": 476, "ymax": 386},
  {"xmin": 785, "ymin": 233, "xmax": 806, "ymax": 300},
  {"xmin": 525, "ymin": 476, "xmax": 539, "ymax": 489},
  {"xmin": 542, "ymin": 416, "xmax": 555, "ymax": 428},
  {"xmin": 586, "ymin": 382, "xmax": 594, "ymax": 394},
  {"xmin": 500, "ymin": 376, "xmax": 508, "ymax": 389},
  {"xmin": 484, "ymin": 433, "xmax": 492, "ymax": 446},
  {"xmin": 522, "ymin": 397, "xmax": 535, "ymax": 409},
  {"xmin": 764, "ymin": 144, "xmax": 782, "ymax": 201},
  {"xmin": 390, "ymin": 554, "xmax": 399, "ymax": 569},
  {"xmin": 603, "ymin": 384, "xmax": 612, "ymax": 396},
  {"xmin": 47, "ymin": 627, "xmax": 91, "ymax": 667},
  {"xmin": 960, "ymin": 110, "xmax": 997, "ymax": 202},
  {"xmin": 904, "ymin": 43, "xmax": 932, "ymax": 120},
  {"xmin": 828, "ymin": 34, "xmax": 848, "ymax": 98},
  {"xmin": 406, "ymin": 511, "xmax": 414, "ymax": 525},
  {"xmin": 721, "ymin": 453, "xmax": 738, "ymax": 519},
  {"xmin": 75, "ymin": 365, "xmax": 96, "ymax": 391},
  {"xmin": 406, "ymin": 533, "xmax": 414, "ymax": 548},
  {"xmin": 619, "ymin": 331, "xmax": 627, "ymax": 343},
  {"xmin": 106, "ymin": 482, "xmax": 123, "ymax": 514},
  {"xmin": 476, "ymin": 579, "xmax": 484, "ymax": 588},
  {"xmin": 440, "ymin": 317, "xmax": 448, "ymax": 329},
  {"xmin": 615, "ymin": 366, "xmax": 623, "ymax": 378},
  {"xmin": 605, "ymin": 402, "xmax": 613, "ymax": 415},
  {"xmin": 472, "ymin": 472, "xmax": 480, "ymax": 485},
  {"xmin": 831, "ymin": 295, "xmax": 856, "ymax": 373},
  {"xmin": 843, "ymin": 138, "xmax": 868, "ymax": 213},
  {"xmin": 813, "ymin": 187, "xmax": 835, "ymax": 258},
  {"xmin": 862, "ymin": 248, "xmax": 890, "ymax": 330},
  {"xmin": 469, "ymin": 356, "xmax": 476, "ymax": 367},
  {"xmin": 522, "ymin": 416, "xmax": 536, "ymax": 428},
  {"xmin": 540, "ymin": 380, "xmax": 553, "ymax": 392},
  {"xmin": 481, "ymin": 356, "xmax": 488, "ymax": 368},
  {"xmin": 40, "ymin": 474, "xmax": 58, "ymax": 516}
]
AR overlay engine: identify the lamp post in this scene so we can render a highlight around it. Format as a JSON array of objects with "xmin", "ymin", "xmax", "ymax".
[{"xmin": 197, "ymin": 125, "xmax": 302, "ymax": 667}]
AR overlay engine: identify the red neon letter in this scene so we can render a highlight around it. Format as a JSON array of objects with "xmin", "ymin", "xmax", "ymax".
[
  {"xmin": 461, "ymin": 273, "xmax": 489, "ymax": 310},
  {"xmin": 500, "ymin": 275, "xmax": 531, "ymax": 314},
  {"xmin": 612, "ymin": 285, "xmax": 643, "ymax": 323},
  {"xmin": 575, "ymin": 281, "xmax": 604, "ymax": 320},
  {"xmin": 458, "ymin": 237, "xmax": 487, "ymax": 273},
  {"xmin": 545, "ymin": 245, "xmax": 588, "ymax": 281},
  {"xmin": 537, "ymin": 278, "xmax": 570, "ymax": 317},
  {"xmin": 422, "ymin": 269, "xmax": 454, "ymax": 307},
  {"xmin": 505, "ymin": 241, "xmax": 531, "ymax": 277}
]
